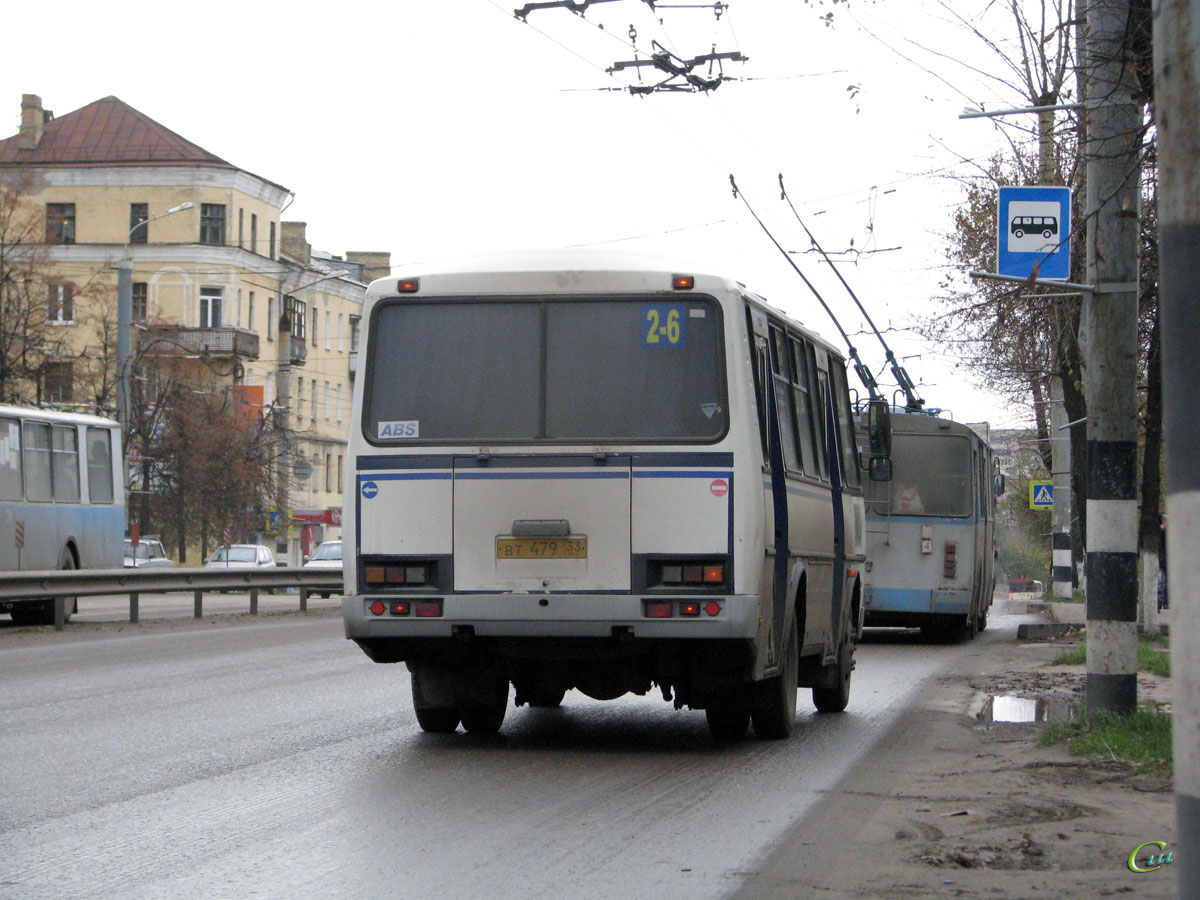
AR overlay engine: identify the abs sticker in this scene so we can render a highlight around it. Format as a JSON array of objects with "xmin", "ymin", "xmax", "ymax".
[
  {"xmin": 378, "ymin": 420, "xmax": 419, "ymax": 439},
  {"xmin": 642, "ymin": 304, "xmax": 685, "ymax": 347}
]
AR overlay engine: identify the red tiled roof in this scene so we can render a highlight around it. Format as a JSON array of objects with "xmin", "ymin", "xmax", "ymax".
[{"xmin": 0, "ymin": 96, "xmax": 234, "ymax": 168}]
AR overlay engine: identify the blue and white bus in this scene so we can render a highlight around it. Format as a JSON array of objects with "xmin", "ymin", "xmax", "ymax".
[
  {"xmin": 0, "ymin": 404, "xmax": 124, "ymax": 625},
  {"xmin": 342, "ymin": 251, "xmax": 881, "ymax": 740}
]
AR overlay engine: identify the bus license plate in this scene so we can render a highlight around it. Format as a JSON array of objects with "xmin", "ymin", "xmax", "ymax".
[{"xmin": 496, "ymin": 537, "xmax": 587, "ymax": 560}]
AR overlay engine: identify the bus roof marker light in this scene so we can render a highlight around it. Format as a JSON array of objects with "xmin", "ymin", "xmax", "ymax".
[
  {"xmin": 672, "ymin": 274, "xmax": 695, "ymax": 290},
  {"xmin": 397, "ymin": 278, "xmax": 420, "ymax": 293}
]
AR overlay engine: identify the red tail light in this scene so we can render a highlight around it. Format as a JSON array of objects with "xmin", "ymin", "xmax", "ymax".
[
  {"xmin": 679, "ymin": 601, "xmax": 701, "ymax": 617},
  {"xmin": 414, "ymin": 600, "xmax": 443, "ymax": 618},
  {"xmin": 369, "ymin": 600, "xmax": 386, "ymax": 616},
  {"xmin": 644, "ymin": 601, "xmax": 674, "ymax": 618}
]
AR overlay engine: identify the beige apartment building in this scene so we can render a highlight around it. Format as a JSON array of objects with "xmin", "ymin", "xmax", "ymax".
[{"xmin": 0, "ymin": 94, "xmax": 390, "ymax": 561}]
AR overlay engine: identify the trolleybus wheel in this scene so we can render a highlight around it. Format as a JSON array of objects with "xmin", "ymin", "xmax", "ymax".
[
  {"xmin": 752, "ymin": 619, "xmax": 798, "ymax": 740},
  {"xmin": 525, "ymin": 687, "xmax": 566, "ymax": 708}
]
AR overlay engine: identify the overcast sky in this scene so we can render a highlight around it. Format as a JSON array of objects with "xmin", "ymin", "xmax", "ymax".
[{"xmin": 3, "ymin": 0, "xmax": 1043, "ymax": 429}]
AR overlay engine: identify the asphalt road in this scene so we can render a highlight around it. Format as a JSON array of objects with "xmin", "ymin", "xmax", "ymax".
[{"xmin": 0, "ymin": 600, "xmax": 1027, "ymax": 900}]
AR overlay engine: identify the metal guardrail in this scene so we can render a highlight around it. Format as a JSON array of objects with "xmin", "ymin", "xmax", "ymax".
[{"xmin": 0, "ymin": 567, "xmax": 343, "ymax": 631}]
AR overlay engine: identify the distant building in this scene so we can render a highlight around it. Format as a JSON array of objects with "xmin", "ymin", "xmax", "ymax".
[{"xmin": 0, "ymin": 93, "xmax": 390, "ymax": 559}]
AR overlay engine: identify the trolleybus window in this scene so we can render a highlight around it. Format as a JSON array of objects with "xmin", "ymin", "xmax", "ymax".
[
  {"xmin": 0, "ymin": 417, "xmax": 20, "ymax": 500},
  {"xmin": 366, "ymin": 298, "xmax": 727, "ymax": 443},
  {"xmin": 87, "ymin": 426, "xmax": 114, "ymax": 504},
  {"xmin": 872, "ymin": 433, "xmax": 973, "ymax": 517},
  {"xmin": 52, "ymin": 425, "xmax": 80, "ymax": 502},
  {"xmin": 22, "ymin": 422, "xmax": 53, "ymax": 501}
]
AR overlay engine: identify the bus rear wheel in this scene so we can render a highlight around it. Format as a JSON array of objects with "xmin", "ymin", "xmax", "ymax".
[
  {"xmin": 460, "ymin": 677, "xmax": 509, "ymax": 735},
  {"xmin": 752, "ymin": 619, "xmax": 798, "ymax": 740},
  {"xmin": 706, "ymin": 706, "xmax": 750, "ymax": 741},
  {"xmin": 410, "ymin": 667, "xmax": 460, "ymax": 734},
  {"xmin": 812, "ymin": 625, "xmax": 854, "ymax": 713}
]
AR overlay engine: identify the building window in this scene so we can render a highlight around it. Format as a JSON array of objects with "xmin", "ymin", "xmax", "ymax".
[
  {"xmin": 337, "ymin": 314, "xmax": 345, "ymax": 352},
  {"xmin": 45, "ymin": 203, "xmax": 75, "ymax": 244},
  {"xmin": 43, "ymin": 362, "xmax": 74, "ymax": 403},
  {"xmin": 285, "ymin": 295, "xmax": 307, "ymax": 341},
  {"xmin": 324, "ymin": 380, "xmax": 330, "ymax": 420},
  {"xmin": 250, "ymin": 214, "xmax": 258, "ymax": 254},
  {"xmin": 311, "ymin": 308, "xmax": 319, "ymax": 347},
  {"xmin": 349, "ymin": 315, "xmax": 361, "ymax": 353},
  {"xmin": 324, "ymin": 311, "xmax": 331, "ymax": 350},
  {"xmin": 200, "ymin": 204, "xmax": 226, "ymax": 245},
  {"xmin": 238, "ymin": 208, "xmax": 244, "ymax": 249},
  {"xmin": 296, "ymin": 378, "xmax": 304, "ymax": 419},
  {"xmin": 129, "ymin": 203, "xmax": 148, "ymax": 244},
  {"xmin": 47, "ymin": 282, "xmax": 74, "ymax": 324},
  {"xmin": 337, "ymin": 454, "xmax": 343, "ymax": 490},
  {"xmin": 132, "ymin": 282, "xmax": 148, "ymax": 322},
  {"xmin": 236, "ymin": 288, "xmax": 242, "ymax": 328},
  {"xmin": 336, "ymin": 384, "xmax": 343, "ymax": 422},
  {"xmin": 267, "ymin": 297, "xmax": 275, "ymax": 341},
  {"xmin": 248, "ymin": 291, "xmax": 255, "ymax": 332},
  {"xmin": 325, "ymin": 453, "xmax": 333, "ymax": 492},
  {"xmin": 269, "ymin": 221, "xmax": 276, "ymax": 259},
  {"xmin": 199, "ymin": 286, "xmax": 223, "ymax": 328},
  {"xmin": 310, "ymin": 379, "xmax": 316, "ymax": 419}
]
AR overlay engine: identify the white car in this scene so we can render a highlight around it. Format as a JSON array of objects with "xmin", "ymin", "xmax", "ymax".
[
  {"xmin": 303, "ymin": 540, "xmax": 342, "ymax": 569},
  {"xmin": 203, "ymin": 544, "xmax": 277, "ymax": 569},
  {"xmin": 303, "ymin": 541, "xmax": 342, "ymax": 597},
  {"xmin": 123, "ymin": 538, "xmax": 176, "ymax": 568}
]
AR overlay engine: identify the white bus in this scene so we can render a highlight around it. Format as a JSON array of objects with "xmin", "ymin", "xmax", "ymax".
[
  {"xmin": 0, "ymin": 404, "xmax": 124, "ymax": 625},
  {"xmin": 342, "ymin": 252, "xmax": 879, "ymax": 740}
]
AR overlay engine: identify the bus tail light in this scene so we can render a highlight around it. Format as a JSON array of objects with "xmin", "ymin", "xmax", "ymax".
[
  {"xmin": 360, "ymin": 558, "xmax": 440, "ymax": 592},
  {"xmin": 369, "ymin": 600, "xmax": 386, "ymax": 616},
  {"xmin": 644, "ymin": 601, "xmax": 674, "ymax": 618},
  {"xmin": 655, "ymin": 559, "xmax": 728, "ymax": 590},
  {"xmin": 414, "ymin": 600, "xmax": 443, "ymax": 618},
  {"xmin": 704, "ymin": 601, "xmax": 722, "ymax": 617},
  {"xmin": 390, "ymin": 601, "xmax": 411, "ymax": 616},
  {"xmin": 679, "ymin": 601, "xmax": 701, "ymax": 617}
]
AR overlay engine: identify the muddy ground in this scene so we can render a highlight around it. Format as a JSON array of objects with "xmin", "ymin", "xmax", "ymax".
[{"xmin": 731, "ymin": 610, "xmax": 1176, "ymax": 900}]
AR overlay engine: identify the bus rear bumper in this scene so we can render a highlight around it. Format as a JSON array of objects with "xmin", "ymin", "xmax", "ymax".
[{"xmin": 342, "ymin": 592, "xmax": 762, "ymax": 642}]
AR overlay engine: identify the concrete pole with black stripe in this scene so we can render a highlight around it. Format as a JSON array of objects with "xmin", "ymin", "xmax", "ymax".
[
  {"xmin": 1154, "ymin": 0, "xmax": 1200, "ymax": 893},
  {"xmin": 1049, "ymin": 375, "xmax": 1073, "ymax": 601},
  {"xmin": 1081, "ymin": 0, "xmax": 1142, "ymax": 716}
]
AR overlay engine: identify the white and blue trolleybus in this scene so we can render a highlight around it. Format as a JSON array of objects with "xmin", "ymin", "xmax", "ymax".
[
  {"xmin": 859, "ymin": 410, "xmax": 999, "ymax": 639},
  {"xmin": 0, "ymin": 404, "xmax": 124, "ymax": 624},
  {"xmin": 342, "ymin": 252, "xmax": 879, "ymax": 739}
]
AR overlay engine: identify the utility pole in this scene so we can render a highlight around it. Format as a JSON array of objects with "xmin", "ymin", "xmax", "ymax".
[
  {"xmin": 1049, "ymin": 378, "xmax": 1073, "ymax": 600},
  {"xmin": 274, "ymin": 309, "xmax": 292, "ymax": 565},
  {"xmin": 1081, "ymin": 0, "xmax": 1142, "ymax": 716},
  {"xmin": 1154, "ymin": 1, "xmax": 1200, "ymax": 893}
]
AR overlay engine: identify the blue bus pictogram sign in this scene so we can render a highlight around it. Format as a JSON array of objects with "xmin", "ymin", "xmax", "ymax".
[{"xmin": 998, "ymin": 186, "xmax": 1072, "ymax": 280}]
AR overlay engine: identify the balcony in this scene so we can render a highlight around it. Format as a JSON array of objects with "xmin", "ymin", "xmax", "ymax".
[
  {"xmin": 348, "ymin": 350, "xmax": 358, "ymax": 379},
  {"xmin": 142, "ymin": 326, "xmax": 260, "ymax": 360}
]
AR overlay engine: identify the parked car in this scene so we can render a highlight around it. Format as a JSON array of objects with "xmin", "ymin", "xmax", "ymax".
[
  {"xmin": 203, "ymin": 544, "xmax": 276, "ymax": 569},
  {"xmin": 123, "ymin": 538, "xmax": 176, "ymax": 568},
  {"xmin": 303, "ymin": 541, "xmax": 342, "ymax": 597}
]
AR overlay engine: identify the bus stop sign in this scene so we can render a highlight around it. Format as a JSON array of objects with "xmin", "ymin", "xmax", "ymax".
[{"xmin": 998, "ymin": 186, "xmax": 1071, "ymax": 280}]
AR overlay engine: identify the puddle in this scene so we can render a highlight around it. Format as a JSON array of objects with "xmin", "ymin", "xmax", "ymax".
[{"xmin": 979, "ymin": 694, "xmax": 1078, "ymax": 724}]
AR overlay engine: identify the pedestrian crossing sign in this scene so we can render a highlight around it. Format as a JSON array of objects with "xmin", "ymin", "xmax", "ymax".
[{"xmin": 1029, "ymin": 481, "xmax": 1054, "ymax": 509}]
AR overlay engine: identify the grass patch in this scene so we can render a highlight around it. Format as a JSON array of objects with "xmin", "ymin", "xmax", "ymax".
[
  {"xmin": 1049, "ymin": 638, "xmax": 1171, "ymax": 677},
  {"xmin": 1040, "ymin": 708, "xmax": 1172, "ymax": 773}
]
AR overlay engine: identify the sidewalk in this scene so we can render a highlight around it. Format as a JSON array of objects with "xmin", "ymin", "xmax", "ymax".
[{"xmin": 729, "ymin": 599, "xmax": 1176, "ymax": 900}]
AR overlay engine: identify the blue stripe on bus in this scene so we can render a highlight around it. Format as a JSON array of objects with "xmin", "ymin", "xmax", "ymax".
[
  {"xmin": 866, "ymin": 586, "xmax": 971, "ymax": 615},
  {"xmin": 866, "ymin": 514, "xmax": 976, "ymax": 525},
  {"xmin": 455, "ymin": 472, "xmax": 629, "ymax": 480},
  {"xmin": 358, "ymin": 473, "xmax": 451, "ymax": 481},
  {"xmin": 357, "ymin": 451, "xmax": 735, "ymax": 471},
  {"xmin": 633, "ymin": 470, "xmax": 732, "ymax": 479}
]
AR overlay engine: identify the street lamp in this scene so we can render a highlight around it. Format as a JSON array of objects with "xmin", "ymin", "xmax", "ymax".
[{"xmin": 116, "ymin": 201, "xmax": 194, "ymax": 439}]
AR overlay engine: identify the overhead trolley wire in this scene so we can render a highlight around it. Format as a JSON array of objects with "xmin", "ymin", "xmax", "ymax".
[
  {"xmin": 778, "ymin": 173, "xmax": 924, "ymax": 411},
  {"xmin": 729, "ymin": 173, "xmax": 881, "ymax": 403}
]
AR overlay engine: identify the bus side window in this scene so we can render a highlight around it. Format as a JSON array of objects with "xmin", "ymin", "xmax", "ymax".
[
  {"xmin": 51, "ymin": 425, "xmax": 80, "ymax": 503},
  {"xmin": 87, "ymin": 427, "xmax": 114, "ymax": 504},
  {"xmin": 806, "ymin": 343, "xmax": 831, "ymax": 481},
  {"xmin": 752, "ymin": 335, "xmax": 770, "ymax": 461},
  {"xmin": 769, "ymin": 324, "xmax": 802, "ymax": 474},
  {"xmin": 0, "ymin": 417, "xmax": 21, "ymax": 501},
  {"xmin": 787, "ymin": 336, "xmax": 818, "ymax": 475},
  {"xmin": 22, "ymin": 422, "xmax": 52, "ymax": 502},
  {"xmin": 830, "ymin": 364, "xmax": 860, "ymax": 489}
]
